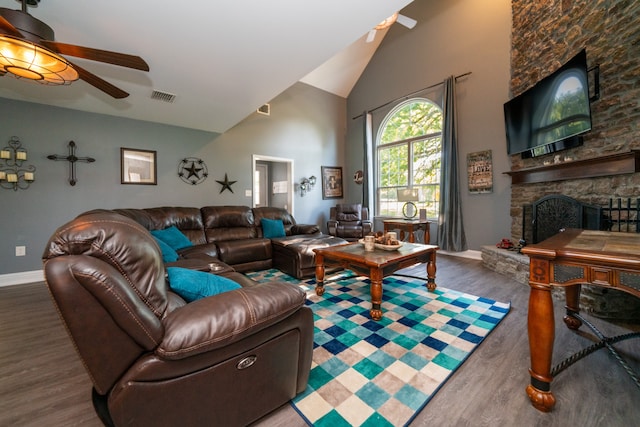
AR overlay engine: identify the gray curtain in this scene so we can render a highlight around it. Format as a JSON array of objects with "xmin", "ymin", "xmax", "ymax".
[
  {"xmin": 437, "ymin": 76, "xmax": 468, "ymax": 251},
  {"xmin": 362, "ymin": 112, "xmax": 374, "ymax": 210}
]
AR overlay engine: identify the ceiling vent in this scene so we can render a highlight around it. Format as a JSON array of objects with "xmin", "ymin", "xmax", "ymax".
[
  {"xmin": 151, "ymin": 90, "xmax": 177, "ymax": 103},
  {"xmin": 257, "ymin": 104, "xmax": 270, "ymax": 116}
]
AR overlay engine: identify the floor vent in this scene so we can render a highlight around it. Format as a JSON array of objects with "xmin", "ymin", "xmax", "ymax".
[{"xmin": 151, "ymin": 90, "xmax": 177, "ymax": 103}]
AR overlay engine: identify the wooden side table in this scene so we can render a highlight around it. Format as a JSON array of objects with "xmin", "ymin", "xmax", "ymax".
[
  {"xmin": 383, "ymin": 219, "xmax": 431, "ymax": 244},
  {"xmin": 521, "ymin": 229, "xmax": 640, "ymax": 412}
]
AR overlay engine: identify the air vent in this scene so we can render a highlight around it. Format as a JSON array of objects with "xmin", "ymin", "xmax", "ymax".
[
  {"xmin": 151, "ymin": 90, "xmax": 177, "ymax": 103},
  {"xmin": 257, "ymin": 104, "xmax": 270, "ymax": 116}
]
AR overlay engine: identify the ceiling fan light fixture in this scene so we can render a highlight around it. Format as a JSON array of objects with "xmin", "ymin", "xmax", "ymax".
[
  {"xmin": 374, "ymin": 12, "xmax": 398, "ymax": 30},
  {"xmin": 0, "ymin": 35, "xmax": 78, "ymax": 84}
]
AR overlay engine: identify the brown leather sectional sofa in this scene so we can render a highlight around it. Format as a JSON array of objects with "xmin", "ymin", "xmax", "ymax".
[
  {"xmin": 109, "ymin": 205, "xmax": 348, "ymax": 279},
  {"xmin": 43, "ymin": 210, "xmax": 317, "ymax": 426}
]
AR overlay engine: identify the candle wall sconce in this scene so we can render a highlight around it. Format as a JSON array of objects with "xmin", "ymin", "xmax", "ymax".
[
  {"xmin": 0, "ymin": 136, "xmax": 36, "ymax": 191},
  {"xmin": 299, "ymin": 175, "xmax": 317, "ymax": 196}
]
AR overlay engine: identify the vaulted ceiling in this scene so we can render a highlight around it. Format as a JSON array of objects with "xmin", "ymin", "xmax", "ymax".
[{"xmin": 0, "ymin": 0, "xmax": 414, "ymax": 133}]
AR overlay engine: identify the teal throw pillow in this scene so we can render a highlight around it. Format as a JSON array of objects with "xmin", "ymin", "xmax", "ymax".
[
  {"xmin": 151, "ymin": 226, "xmax": 193, "ymax": 250},
  {"xmin": 153, "ymin": 236, "xmax": 179, "ymax": 262},
  {"xmin": 166, "ymin": 267, "xmax": 241, "ymax": 302},
  {"xmin": 262, "ymin": 218, "xmax": 286, "ymax": 238}
]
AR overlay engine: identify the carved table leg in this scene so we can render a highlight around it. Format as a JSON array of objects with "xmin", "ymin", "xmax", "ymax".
[
  {"xmin": 426, "ymin": 251, "xmax": 437, "ymax": 291},
  {"xmin": 315, "ymin": 254, "xmax": 325, "ymax": 296},
  {"xmin": 526, "ymin": 283, "xmax": 556, "ymax": 412},
  {"xmin": 423, "ymin": 224, "xmax": 430, "ymax": 245},
  {"xmin": 369, "ymin": 268, "xmax": 383, "ymax": 320},
  {"xmin": 563, "ymin": 284, "xmax": 583, "ymax": 330},
  {"xmin": 407, "ymin": 226, "xmax": 415, "ymax": 243}
]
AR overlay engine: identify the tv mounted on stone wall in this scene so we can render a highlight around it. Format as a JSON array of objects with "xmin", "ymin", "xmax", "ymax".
[{"xmin": 504, "ymin": 49, "xmax": 594, "ymax": 159}]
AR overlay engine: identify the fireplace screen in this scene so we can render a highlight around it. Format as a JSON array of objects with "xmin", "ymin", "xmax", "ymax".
[{"xmin": 526, "ymin": 195, "xmax": 602, "ymax": 244}]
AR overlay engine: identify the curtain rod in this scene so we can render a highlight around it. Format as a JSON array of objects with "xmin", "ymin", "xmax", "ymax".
[{"xmin": 352, "ymin": 71, "xmax": 472, "ymax": 120}]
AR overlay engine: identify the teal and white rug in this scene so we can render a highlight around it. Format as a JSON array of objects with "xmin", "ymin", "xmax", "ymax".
[{"xmin": 247, "ymin": 269, "xmax": 510, "ymax": 427}]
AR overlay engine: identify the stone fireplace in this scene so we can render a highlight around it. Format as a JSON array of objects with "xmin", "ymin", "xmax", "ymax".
[
  {"xmin": 503, "ymin": 1, "xmax": 640, "ymax": 321},
  {"xmin": 483, "ymin": 192, "xmax": 640, "ymax": 320}
]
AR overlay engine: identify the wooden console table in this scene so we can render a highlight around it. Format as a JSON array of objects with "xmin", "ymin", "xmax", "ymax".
[
  {"xmin": 383, "ymin": 219, "xmax": 431, "ymax": 244},
  {"xmin": 521, "ymin": 229, "xmax": 640, "ymax": 412}
]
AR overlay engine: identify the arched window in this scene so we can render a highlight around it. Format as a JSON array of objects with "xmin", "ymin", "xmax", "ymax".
[{"xmin": 376, "ymin": 99, "xmax": 442, "ymax": 218}]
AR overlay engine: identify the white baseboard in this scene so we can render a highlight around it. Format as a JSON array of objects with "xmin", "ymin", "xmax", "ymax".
[
  {"xmin": 438, "ymin": 249, "xmax": 482, "ymax": 260},
  {"xmin": 0, "ymin": 270, "xmax": 44, "ymax": 287}
]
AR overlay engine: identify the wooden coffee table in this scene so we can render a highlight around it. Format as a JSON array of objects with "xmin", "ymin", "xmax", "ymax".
[{"xmin": 313, "ymin": 242, "xmax": 439, "ymax": 320}]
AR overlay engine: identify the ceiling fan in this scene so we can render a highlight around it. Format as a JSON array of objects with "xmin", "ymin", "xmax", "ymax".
[
  {"xmin": 366, "ymin": 12, "xmax": 417, "ymax": 43},
  {"xmin": 0, "ymin": 0, "xmax": 149, "ymax": 98}
]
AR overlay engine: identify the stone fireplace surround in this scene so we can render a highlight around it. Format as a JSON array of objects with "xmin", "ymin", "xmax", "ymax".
[{"xmin": 506, "ymin": 0, "xmax": 640, "ymax": 322}]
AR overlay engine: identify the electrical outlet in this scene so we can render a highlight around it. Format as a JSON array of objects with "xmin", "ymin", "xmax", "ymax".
[
  {"xmin": 15, "ymin": 246, "xmax": 26, "ymax": 256},
  {"xmin": 245, "ymin": 189, "xmax": 252, "ymax": 197}
]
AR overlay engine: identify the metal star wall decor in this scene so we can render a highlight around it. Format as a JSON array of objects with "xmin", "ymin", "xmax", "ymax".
[
  {"xmin": 216, "ymin": 173, "xmax": 236, "ymax": 193},
  {"xmin": 178, "ymin": 157, "xmax": 208, "ymax": 185},
  {"xmin": 47, "ymin": 141, "xmax": 96, "ymax": 186}
]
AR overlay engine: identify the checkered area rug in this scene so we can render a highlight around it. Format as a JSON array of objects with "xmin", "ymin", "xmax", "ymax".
[{"xmin": 246, "ymin": 269, "xmax": 510, "ymax": 427}]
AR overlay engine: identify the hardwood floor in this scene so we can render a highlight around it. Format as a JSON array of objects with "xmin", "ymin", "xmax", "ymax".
[{"xmin": 1, "ymin": 255, "xmax": 638, "ymax": 427}]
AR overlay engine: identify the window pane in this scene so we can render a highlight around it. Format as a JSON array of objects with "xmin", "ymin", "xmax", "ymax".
[
  {"xmin": 379, "ymin": 101, "xmax": 443, "ymax": 145},
  {"xmin": 412, "ymin": 136, "xmax": 441, "ymax": 185},
  {"xmin": 378, "ymin": 145, "xmax": 408, "ymax": 187},
  {"xmin": 378, "ymin": 187, "xmax": 401, "ymax": 216},
  {"xmin": 414, "ymin": 184, "xmax": 440, "ymax": 218}
]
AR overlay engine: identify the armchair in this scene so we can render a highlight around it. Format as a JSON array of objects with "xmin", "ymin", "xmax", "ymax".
[
  {"xmin": 327, "ymin": 203, "xmax": 372, "ymax": 241},
  {"xmin": 42, "ymin": 210, "xmax": 313, "ymax": 427}
]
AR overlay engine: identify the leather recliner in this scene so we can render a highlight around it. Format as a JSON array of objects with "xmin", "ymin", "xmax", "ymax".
[
  {"xmin": 327, "ymin": 203, "xmax": 372, "ymax": 241},
  {"xmin": 42, "ymin": 210, "xmax": 313, "ymax": 427}
]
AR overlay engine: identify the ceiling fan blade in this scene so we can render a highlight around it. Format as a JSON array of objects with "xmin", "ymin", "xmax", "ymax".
[
  {"xmin": 41, "ymin": 40, "xmax": 149, "ymax": 71},
  {"xmin": 396, "ymin": 14, "xmax": 417, "ymax": 29},
  {"xmin": 0, "ymin": 14, "xmax": 25, "ymax": 38},
  {"xmin": 366, "ymin": 29, "xmax": 377, "ymax": 43},
  {"xmin": 70, "ymin": 61, "xmax": 130, "ymax": 99}
]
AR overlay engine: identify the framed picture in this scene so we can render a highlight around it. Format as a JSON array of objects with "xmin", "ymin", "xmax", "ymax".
[
  {"xmin": 121, "ymin": 148, "xmax": 157, "ymax": 185},
  {"xmin": 467, "ymin": 149, "xmax": 493, "ymax": 194},
  {"xmin": 321, "ymin": 166, "xmax": 343, "ymax": 199}
]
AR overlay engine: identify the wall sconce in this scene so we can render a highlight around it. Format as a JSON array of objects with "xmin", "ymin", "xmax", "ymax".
[
  {"xmin": 0, "ymin": 136, "xmax": 36, "ymax": 191},
  {"xmin": 299, "ymin": 175, "xmax": 317, "ymax": 196}
]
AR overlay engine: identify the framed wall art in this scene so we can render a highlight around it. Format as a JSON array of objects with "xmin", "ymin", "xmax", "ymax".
[
  {"xmin": 121, "ymin": 148, "xmax": 157, "ymax": 185},
  {"xmin": 467, "ymin": 149, "xmax": 493, "ymax": 194},
  {"xmin": 321, "ymin": 166, "xmax": 343, "ymax": 199}
]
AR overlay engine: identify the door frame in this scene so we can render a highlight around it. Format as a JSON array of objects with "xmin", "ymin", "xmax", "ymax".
[{"xmin": 251, "ymin": 154, "xmax": 294, "ymax": 213}]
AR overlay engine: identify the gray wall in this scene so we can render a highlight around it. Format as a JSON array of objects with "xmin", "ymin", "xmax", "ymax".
[
  {"xmin": 0, "ymin": 82, "xmax": 346, "ymax": 275},
  {"xmin": 346, "ymin": 0, "xmax": 512, "ymax": 250}
]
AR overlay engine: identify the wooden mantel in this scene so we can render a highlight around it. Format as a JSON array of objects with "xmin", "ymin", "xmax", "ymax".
[{"xmin": 504, "ymin": 151, "xmax": 640, "ymax": 185}]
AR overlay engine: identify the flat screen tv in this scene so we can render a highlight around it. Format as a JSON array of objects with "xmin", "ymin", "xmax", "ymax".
[{"xmin": 504, "ymin": 49, "xmax": 592, "ymax": 158}]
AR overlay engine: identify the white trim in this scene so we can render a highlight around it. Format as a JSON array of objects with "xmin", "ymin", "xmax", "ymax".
[
  {"xmin": 438, "ymin": 249, "xmax": 482, "ymax": 260},
  {"xmin": 0, "ymin": 270, "xmax": 44, "ymax": 287}
]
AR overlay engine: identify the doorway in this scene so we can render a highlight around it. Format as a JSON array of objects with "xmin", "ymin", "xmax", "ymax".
[{"xmin": 251, "ymin": 155, "xmax": 293, "ymax": 212}]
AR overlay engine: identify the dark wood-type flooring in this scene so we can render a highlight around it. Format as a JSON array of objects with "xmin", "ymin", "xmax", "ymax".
[{"xmin": 1, "ymin": 255, "xmax": 638, "ymax": 427}]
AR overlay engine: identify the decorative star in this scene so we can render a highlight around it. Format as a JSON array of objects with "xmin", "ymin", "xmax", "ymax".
[
  {"xmin": 184, "ymin": 161, "xmax": 203, "ymax": 179},
  {"xmin": 216, "ymin": 173, "xmax": 236, "ymax": 193},
  {"xmin": 178, "ymin": 157, "xmax": 208, "ymax": 185}
]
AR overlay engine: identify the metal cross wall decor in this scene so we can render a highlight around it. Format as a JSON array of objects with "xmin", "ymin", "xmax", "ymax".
[{"xmin": 47, "ymin": 141, "xmax": 96, "ymax": 186}]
